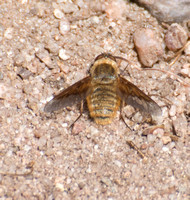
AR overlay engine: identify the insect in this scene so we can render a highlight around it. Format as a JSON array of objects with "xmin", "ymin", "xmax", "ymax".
[{"xmin": 44, "ymin": 53, "xmax": 162, "ymax": 126}]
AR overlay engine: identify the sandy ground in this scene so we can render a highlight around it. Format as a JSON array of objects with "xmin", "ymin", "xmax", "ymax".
[{"xmin": 0, "ymin": 0, "xmax": 189, "ymax": 199}]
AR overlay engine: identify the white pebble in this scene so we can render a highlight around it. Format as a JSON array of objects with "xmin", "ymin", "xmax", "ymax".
[
  {"xmin": 153, "ymin": 128, "xmax": 164, "ymax": 136},
  {"xmin": 57, "ymin": 0, "xmax": 66, "ymax": 3},
  {"xmin": 24, "ymin": 145, "xmax": 31, "ymax": 152},
  {"xmin": 57, "ymin": 151, "xmax": 63, "ymax": 156},
  {"xmin": 162, "ymin": 146, "xmax": 169, "ymax": 152},
  {"xmin": 94, "ymin": 144, "xmax": 99, "ymax": 150},
  {"xmin": 86, "ymin": 166, "xmax": 91, "ymax": 173},
  {"xmin": 114, "ymin": 160, "xmax": 122, "ymax": 168},
  {"xmin": 4, "ymin": 27, "xmax": 14, "ymax": 39},
  {"xmin": 61, "ymin": 123, "xmax": 68, "ymax": 128},
  {"xmin": 166, "ymin": 168, "xmax": 173, "ymax": 176},
  {"xmin": 20, "ymin": 0, "xmax": 28, "ymax": 4},
  {"xmin": 168, "ymin": 141, "xmax": 176, "ymax": 149},
  {"xmin": 59, "ymin": 20, "xmax": 70, "ymax": 35},
  {"xmin": 147, "ymin": 134, "xmax": 156, "ymax": 143},
  {"xmin": 92, "ymin": 16, "xmax": 100, "ymax": 24},
  {"xmin": 54, "ymin": 9, "xmax": 64, "ymax": 19},
  {"xmin": 0, "ymin": 143, "xmax": 5, "ymax": 151},
  {"xmin": 181, "ymin": 67, "xmax": 190, "ymax": 78},
  {"xmin": 169, "ymin": 105, "xmax": 176, "ymax": 117},
  {"xmin": 66, "ymin": 178, "xmax": 71, "ymax": 184},
  {"xmin": 55, "ymin": 183, "xmax": 65, "ymax": 191},
  {"xmin": 184, "ymin": 42, "xmax": 190, "ymax": 55},
  {"xmin": 90, "ymin": 127, "xmax": 99, "ymax": 135},
  {"xmin": 59, "ymin": 49, "xmax": 70, "ymax": 60}
]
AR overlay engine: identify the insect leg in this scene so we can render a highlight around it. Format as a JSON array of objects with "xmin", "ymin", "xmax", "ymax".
[
  {"xmin": 119, "ymin": 101, "xmax": 132, "ymax": 131},
  {"xmin": 70, "ymin": 100, "xmax": 84, "ymax": 129}
]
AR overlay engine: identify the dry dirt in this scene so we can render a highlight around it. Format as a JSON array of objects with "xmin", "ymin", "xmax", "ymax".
[{"xmin": 0, "ymin": 0, "xmax": 190, "ymax": 200}]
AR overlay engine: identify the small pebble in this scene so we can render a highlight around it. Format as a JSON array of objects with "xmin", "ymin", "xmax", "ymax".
[
  {"xmin": 134, "ymin": 28, "xmax": 163, "ymax": 67},
  {"xmin": 154, "ymin": 140, "xmax": 163, "ymax": 151},
  {"xmin": 105, "ymin": 0, "xmax": 127, "ymax": 20},
  {"xmin": 86, "ymin": 166, "xmax": 91, "ymax": 173},
  {"xmin": 168, "ymin": 142, "xmax": 176, "ymax": 149},
  {"xmin": 62, "ymin": 2, "xmax": 78, "ymax": 14},
  {"xmin": 61, "ymin": 123, "xmax": 68, "ymax": 128},
  {"xmin": 57, "ymin": 60, "xmax": 70, "ymax": 74},
  {"xmin": 56, "ymin": 151, "xmax": 63, "ymax": 156},
  {"xmin": 4, "ymin": 27, "xmax": 14, "ymax": 39},
  {"xmin": 184, "ymin": 42, "xmax": 190, "ymax": 55},
  {"xmin": 24, "ymin": 145, "xmax": 31, "ymax": 152},
  {"xmin": 0, "ymin": 72, "xmax": 3, "ymax": 80},
  {"xmin": 90, "ymin": 127, "xmax": 99, "ymax": 135},
  {"xmin": 162, "ymin": 146, "xmax": 169, "ymax": 152},
  {"xmin": 35, "ymin": 51, "xmax": 53, "ymax": 69},
  {"xmin": 162, "ymin": 136, "xmax": 172, "ymax": 145},
  {"xmin": 45, "ymin": 148, "xmax": 54, "ymax": 156},
  {"xmin": 59, "ymin": 20, "xmax": 70, "ymax": 35},
  {"xmin": 180, "ymin": 65, "xmax": 190, "ymax": 78},
  {"xmin": 53, "ymin": 9, "xmax": 64, "ymax": 19},
  {"xmin": 140, "ymin": 143, "xmax": 148, "ymax": 150},
  {"xmin": 172, "ymin": 114, "xmax": 188, "ymax": 136},
  {"xmin": 147, "ymin": 134, "xmax": 156, "ymax": 143},
  {"xmin": 166, "ymin": 168, "xmax": 173, "ymax": 176},
  {"xmin": 27, "ymin": 102, "xmax": 38, "ymax": 112},
  {"xmin": 0, "ymin": 186, "xmax": 7, "ymax": 196},
  {"xmin": 92, "ymin": 16, "xmax": 100, "ymax": 24},
  {"xmin": 0, "ymin": 143, "xmax": 5, "ymax": 151},
  {"xmin": 78, "ymin": 182, "xmax": 85, "ymax": 190},
  {"xmin": 17, "ymin": 68, "xmax": 33, "ymax": 79},
  {"xmin": 169, "ymin": 105, "xmax": 176, "ymax": 117},
  {"xmin": 19, "ymin": 0, "xmax": 28, "ymax": 3},
  {"xmin": 34, "ymin": 128, "xmax": 44, "ymax": 138},
  {"xmin": 59, "ymin": 49, "xmax": 70, "ymax": 60},
  {"xmin": 55, "ymin": 183, "xmax": 65, "ymax": 192},
  {"xmin": 38, "ymin": 136, "xmax": 47, "ymax": 150},
  {"xmin": 45, "ymin": 39, "xmax": 60, "ymax": 54},
  {"xmin": 114, "ymin": 160, "xmax": 122, "ymax": 168},
  {"xmin": 153, "ymin": 128, "xmax": 164, "ymax": 136},
  {"xmin": 165, "ymin": 23, "xmax": 188, "ymax": 51},
  {"xmin": 71, "ymin": 122, "xmax": 84, "ymax": 135}
]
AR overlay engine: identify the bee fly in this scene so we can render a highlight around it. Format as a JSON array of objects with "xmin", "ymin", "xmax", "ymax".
[{"xmin": 44, "ymin": 53, "xmax": 162, "ymax": 126}]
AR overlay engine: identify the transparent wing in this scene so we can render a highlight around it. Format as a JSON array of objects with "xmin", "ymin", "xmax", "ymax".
[
  {"xmin": 44, "ymin": 76, "xmax": 92, "ymax": 112},
  {"xmin": 117, "ymin": 75, "xmax": 162, "ymax": 117}
]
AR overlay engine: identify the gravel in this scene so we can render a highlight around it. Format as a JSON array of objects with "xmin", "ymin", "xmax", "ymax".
[{"xmin": 133, "ymin": 28, "xmax": 164, "ymax": 67}]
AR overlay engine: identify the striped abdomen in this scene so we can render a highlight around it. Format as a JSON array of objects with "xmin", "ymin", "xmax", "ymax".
[{"xmin": 87, "ymin": 83, "xmax": 120, "ymax": 125}]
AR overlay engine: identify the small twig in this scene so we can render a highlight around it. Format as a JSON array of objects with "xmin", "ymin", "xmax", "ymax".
[
  {"xmin": 127, "ymin": 140, "xmax": 147, "ymax": 160},
  {"xmin": 169, "ymin": 41, "xmax": 190, "ymax": 67}
]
